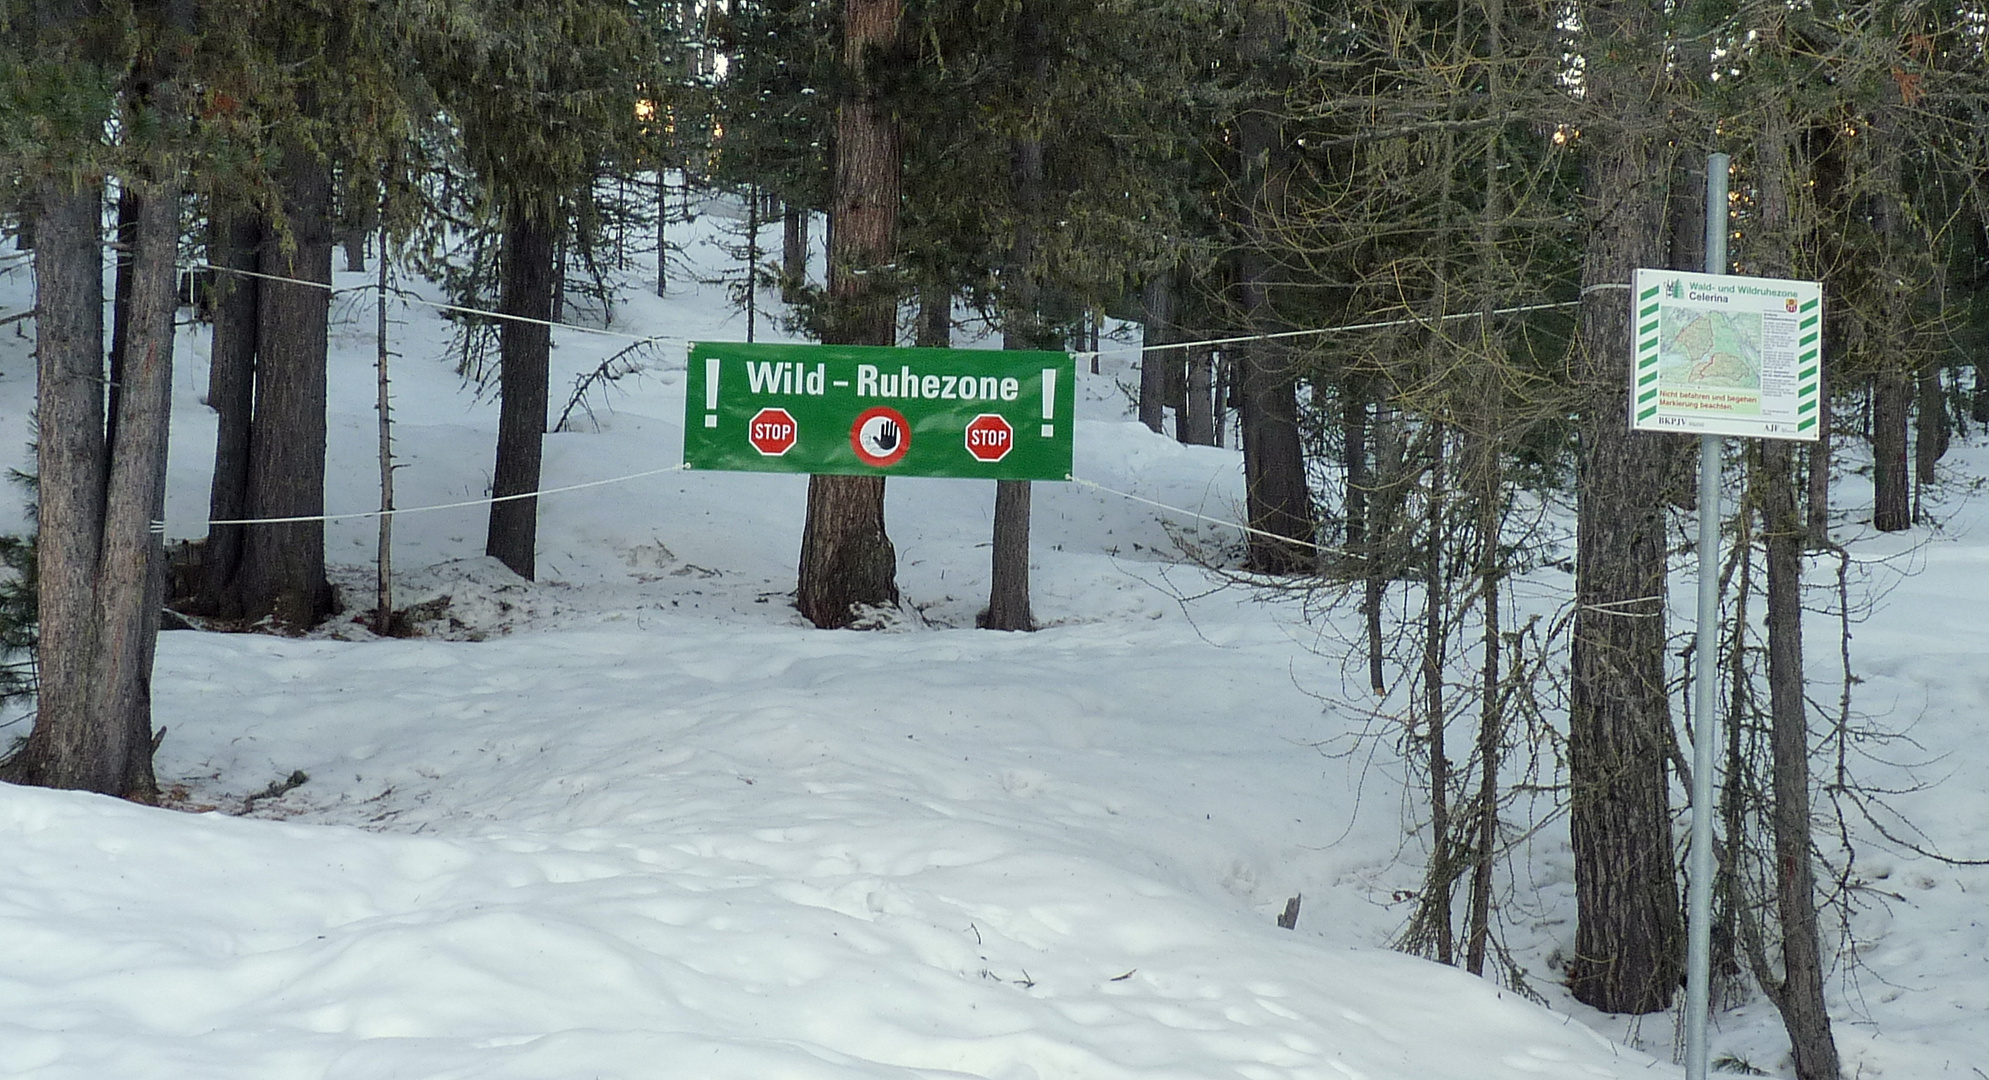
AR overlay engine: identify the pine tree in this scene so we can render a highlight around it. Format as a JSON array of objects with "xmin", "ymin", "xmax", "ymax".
[
  {"xmin": 193, "ymin": 0, "xmax": 436, "ymax": 627},
  {"xmin": 797, "ymin": 0, "xmax": 903, "ymax": 628},
  {"xmin": 1565, "ymin": 0, "xmax": 1685, "ymax": 1014},
  {"xmin": 428, "ymin": 0, "xmax": 658, "ymax": 581},
  {"xmin": 0, "ymin": 0, "xmax": 189, "ymax": 796}
]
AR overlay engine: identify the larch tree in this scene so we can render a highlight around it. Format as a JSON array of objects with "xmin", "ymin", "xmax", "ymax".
[{"xmin": 1740, "ymin": 89, "xmax": 1840, "ymax": 1074}]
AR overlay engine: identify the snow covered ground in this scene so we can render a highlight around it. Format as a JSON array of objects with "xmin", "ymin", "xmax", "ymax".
[{"xmin": 0, "ymin": 197, "xmax": 1984, "ymax": 1079}]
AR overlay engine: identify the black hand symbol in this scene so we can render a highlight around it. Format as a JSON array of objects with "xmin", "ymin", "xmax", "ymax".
[{"xmin": 876, "ymin": 419, "xmax": 899, "ymax": 451}]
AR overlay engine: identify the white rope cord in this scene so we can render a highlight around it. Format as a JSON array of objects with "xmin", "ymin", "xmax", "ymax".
[
  {"xmin": 1067, "ymin": 475, "xmax": 1356, "ymax": 559},
  {"xmin": 1576, "ymin": 594, "xmax": 1665, "ymax": 617},
  {"xmin": 194, "ymin": 262, "xmax": 692, "ymax": 348},
  {"xmin": 196, "ymin": 262, "xmax": 1619, "ymax": 360},
  {"xmin": 1074, "ymin": 298, "xmax": 1589, "ymax": 359},
  {"xmin": 195, "ymin": 463, "xmax": 690, "ymax": 528}
]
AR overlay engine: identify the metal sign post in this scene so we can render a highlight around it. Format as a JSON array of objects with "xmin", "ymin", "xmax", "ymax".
[
  {"xmin": 1636, "ymin": 153, "xmax": 1821, "ymax": 1080},
  {"xmin": 1684, "ymin": 151, "xmax": 1729, "ymax": 1080}
]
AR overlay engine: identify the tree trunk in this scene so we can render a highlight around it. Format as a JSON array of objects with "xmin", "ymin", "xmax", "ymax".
[
  {"xmin": 916, "ymin": 283, "xmax": 950, "ymax": 348},
  {"xmin": 782, "ymin": 203, "xmax": 809, "ymax": 303},
  {"xmin": 985, "ymin": 5, "xmax": 1051, "ymax": 634},
  {"xmin": 7, "ymin": 73, "xmax": 180, "ymax": 797},
  {"xmin": 1758, "ymin": 440, "xmax": 1841, "ymax": 1080},
  {"xmin": 201, "ymin": 204, "xmax": 261, "ymax": 613},
  {"xmin": 109, "ymin": 187, "xmax": 141, "ymax": 438},
  {"xmin": 1181, "ymin": 345, "xmax": 1215, "ymax": 446},
  {"xmin": 656, "ymin": 168, "xmax": 670, "ymax": 297},
  {"xmin": 1805, "ymin": 365, "xmax": 1830, "ymax": 546},
  {"xmin": 487, "ymin": 205, "xmax": 557, "ymax": 580},
  {"xmin": 12, "ymin": 191, "xmax": 32, "ymax": 251},
  {"xmin": 1567, "ymin": 0, "xmax": 1681, "ymax": 1013},
  {"xmin": 796, "ymin": 0, "xmax": 901, "ymax": 628},
  {"xmin": 1466, "ymin": 5, "xmax": 1505, "ymax": 973},
  {"xmin": 1467, "ymin": 445, "xmax": 1501, "ymax": 977},
  {"xmin": 1139, "ymin": 272, "xmax": 1173, "ymax": 434},
  {"xmin": 1871, "ymin": 370, "xmax": 1910, "ymax": 531},
  {"xmin": 1751, "ymin": 90, "xmax": 1842, "ymax": 1076},
  {"xmin": 1211, "ymin": 351, "xmax": 1231, "ymax": 448},
  {"xmin": 1868, "ymin": 81, "xmax": 1913, "ymax": 535},
  {"xmin": 96, "ymin": 178, "xmax": 178, "ymax": 800},
  {"xmin": 1342, "ymin": 384, "xmax": 1384, "ymax": 693},
  {"xmin": 1424, "ymin": 436, "xmax": 1452, "ymax": 966},
  {"xmin": 743, "ymin": 185, "xmax": 761, "ymax": 342},
  {"xmin": 1974, "ymin": 364, "xmax": 1989, "ymax": 426},
  {"xmin": 985, "ymin": 480, "xmax": 1033, "ymax": 630},
  {"xmin": 1232, "ymin": 2, "xmax": 1313, "ymax": 573},
  {"xmin": 234, "ymin": 139, "xmax": 334, "ymax": 629},
  {"xmin": 1913, "ymin": 364, "xmax": 1946, "ymax": 513},
  {"xmin": 7, "ymin": 182, "xmax": 115, "ymax": 792}
]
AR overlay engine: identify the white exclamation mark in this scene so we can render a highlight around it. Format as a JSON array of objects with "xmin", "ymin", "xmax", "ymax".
[
  {"xmin": 1039, "ymin": 368, "xmax": 1057, "ymax": 439},
  {"xmin": 704, "ymin": 357, "xmax": 721, "ymax": 428}
]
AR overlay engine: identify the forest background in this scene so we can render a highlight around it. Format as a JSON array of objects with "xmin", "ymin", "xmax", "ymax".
[{"xmin": 3, "ymin": 0, "xmax": 1989, "ymax": 1077}]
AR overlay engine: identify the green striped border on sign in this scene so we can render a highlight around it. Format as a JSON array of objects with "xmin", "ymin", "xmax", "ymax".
[
  {"xmin": 1794, "ymin": 295, "xmax": 1822, "ymax": 432},
  {"xmin": 1634, "ymin": 281, "xmax": 1663, "ymax": 423}
]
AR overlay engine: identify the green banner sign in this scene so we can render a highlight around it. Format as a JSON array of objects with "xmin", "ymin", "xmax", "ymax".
[{"xmin": 683, "ymin": 341, "xmax": 1075, "ymax": 481}]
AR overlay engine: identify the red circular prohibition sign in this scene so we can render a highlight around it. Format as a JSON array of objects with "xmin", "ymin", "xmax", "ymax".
[{"xmin": 850, "ymin": 406, "xmax": 911, "ymax": 468}]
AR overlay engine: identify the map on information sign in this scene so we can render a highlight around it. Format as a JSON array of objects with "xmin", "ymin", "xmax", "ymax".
[{"xmin": 1631, "ymin": 268, "xmax": 1823, "ymax": 441}]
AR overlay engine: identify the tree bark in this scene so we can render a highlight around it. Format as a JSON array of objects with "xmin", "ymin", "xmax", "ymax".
[
  {"xmin": 233, "ymin": 138, "xmax": 334, "ymax": 629},
  {"xmin": 1751, "ymin": 93, "xmax": 1842, "ymax": 1077},
  {"xmin": 201, "ymin": 204, "xmax": 261, "ymax": 613},
  {"xmin": 1759, "ymin": 440, "xmax": 1841, "ymax": 1080},
  {"xmin": 1181, "ymin": 345, "xmax": 1215, "ymax": 446},
  {"xmin": 1424, "ymin": 437, "xmax": 1452, "ymax": 966},
  {"xmin": 1233, "ymin": 1, "xmax": 1314, "ymax": 574},
  {"xmin": 96, "ymin": 179, "xmax": 178, "ymax": 800},
  {"xmin": 1871, "ymin": 370, "xmax": 1910, "ymax": 531},
  {"xmin": 109, "ymin": 187, "xmax": 141, "ymax": 440},
  {"xmin": 1913, "ymin": 364, "xmax": 1946, "ymax": 511},
  {"xmin": 486, "ymin": 205, "xmax": 557, "ymax": 580},
  {"xmin": 1466, "ymin": 2, "xmax": 1505, "ymax": 974},
  {"xmin": 1139, "ymin": 272, "xmax": 1173, "ymax": 435},
  {"xmin": 375, "ymin": 224, "xmax": 396, "ymax": 634},
  {"xmin": 7, "ymin": 71, "xmax": 180, "ymax": 797},
  {"xmin": 656, "ymin": 168, "xmax": 671, "ymax": 297},
  {"xmin": 1805, "ymin": 364, "xmax": 1830, "ymax": 546},
  {"xmin": 8, "ymin": 182, "xmax": 116, "ymax": 792},
  {"xmin": 796, "ymin": 0, "xmax": 902, "ymax": 628},
  {"xmin": 1342, "ymin": 384, "xmax": 1385, "ymax": 694},
  {"xmin": 1567, "ymin": 0, "xmax": 1681, "ymax": 1013},
  {"xmin": 782, "ymin": 202, "xmax": 809, "ymax": 303},
  {"xmin": 985, "ymin": 480, "xmax": 1033, "ymax": 630},
  {"xmin": 916, "ymin": 283, "xmax": 950, "ymax": 348},
  {"xmin": 984, "ymin": 6, "xmax": 1051, "ymax": 634},
  {"xmin": 1467, "ymin": 446, "xmax": 1501, "ymax": 977},
  {"xmin": 1868, "ymin": 82, "xmax": 1913, "ymax": 535}
]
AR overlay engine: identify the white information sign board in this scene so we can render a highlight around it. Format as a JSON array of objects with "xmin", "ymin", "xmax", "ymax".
[{"xmin": 1631, "ymin": 268, "xmax": 1823, "ymax": 441}]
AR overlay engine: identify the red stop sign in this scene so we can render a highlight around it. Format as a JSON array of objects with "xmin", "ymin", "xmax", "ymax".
[
  {"xmin": 963, "ymin": 413, "xmax": 1014, "ymax": 462},
  {"xmin": 747, "ymin": 407, "xmax": 798, "ymax": 456}
]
